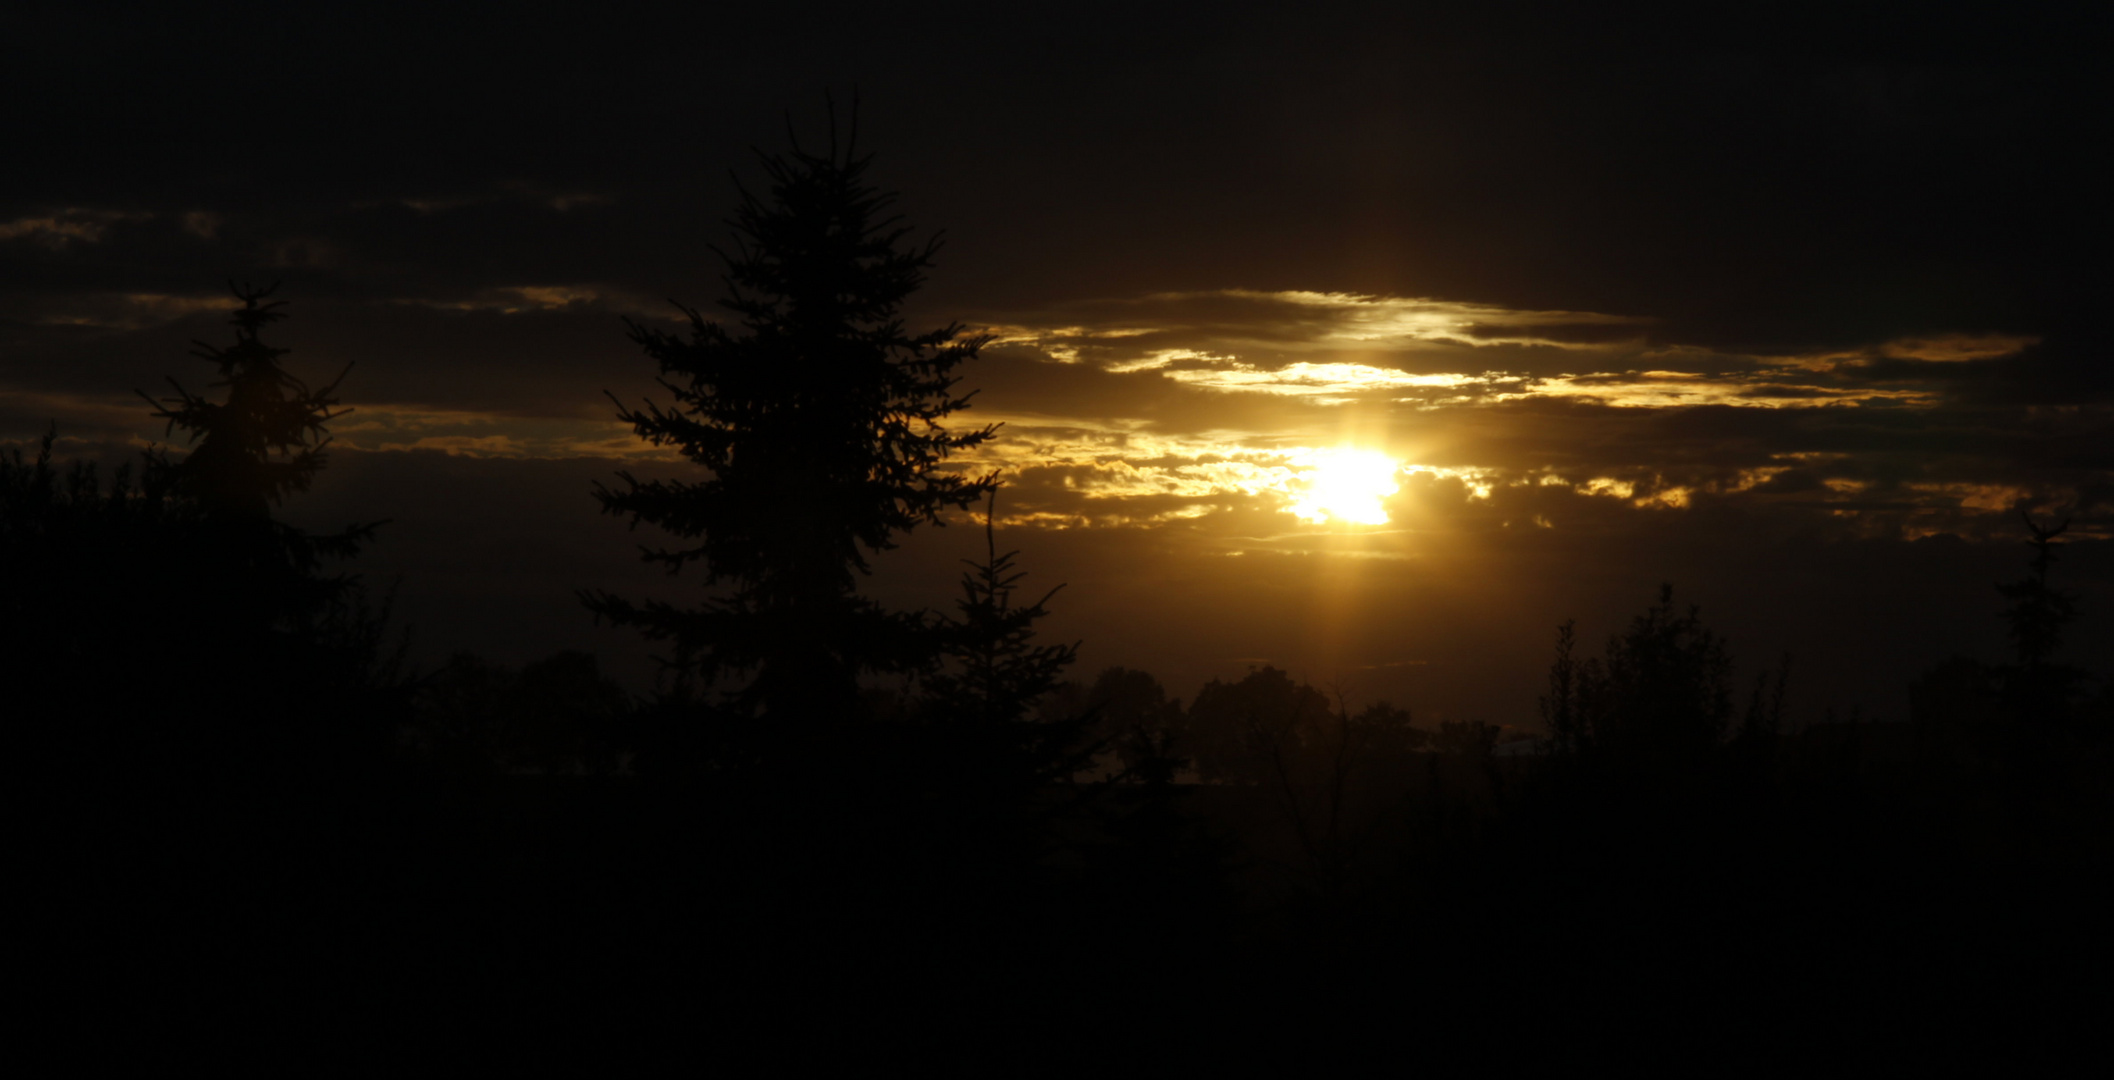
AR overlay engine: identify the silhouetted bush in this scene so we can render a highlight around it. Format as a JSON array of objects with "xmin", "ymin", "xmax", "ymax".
[{"xmin": 1, "ymin": 430, "xmax": 197, "ymax": 770}]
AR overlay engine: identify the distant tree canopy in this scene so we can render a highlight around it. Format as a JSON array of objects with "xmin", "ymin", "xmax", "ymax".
[
  {"xmin": 1084, "ymin": 666, "xmax": 1187, "ymax": 773},
  {"xmin": 1037, "ymin": 665, "xmax": 1449, "ymax": 786},
  {"xmin": 1180, "ymin": 666, "xmax": 1335, "ymax": 784},
  {"xmin": 585, "ymin": 111, "xmax": 998, "ymax": 721},
  {"xmin": 1540, "ymin": 585, "xmax": 1740, "ymax": 765}
]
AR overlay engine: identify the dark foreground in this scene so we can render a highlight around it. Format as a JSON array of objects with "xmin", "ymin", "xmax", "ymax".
[{"xmin": 26, "ymin": 719, "xmax": 2111, "ymax": 1070}]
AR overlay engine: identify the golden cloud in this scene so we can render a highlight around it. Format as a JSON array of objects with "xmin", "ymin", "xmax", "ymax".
[
  {"xmin": 0, "ymin": 208, "xmax": 149, "ymax": 248},
  {"xmin": 1, "ymin": 292, "xmax": 232, "ymax": 330}
]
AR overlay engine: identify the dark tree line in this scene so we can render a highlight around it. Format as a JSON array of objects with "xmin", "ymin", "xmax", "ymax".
[{"xmin": 9, "ymin": 110, "xmax": 2112, "ymax": 1062}]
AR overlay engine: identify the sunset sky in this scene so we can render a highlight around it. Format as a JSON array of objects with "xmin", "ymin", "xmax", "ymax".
[{"xmin": 5, "ymin": 2, "xmax": 2107, "ymax": 726}]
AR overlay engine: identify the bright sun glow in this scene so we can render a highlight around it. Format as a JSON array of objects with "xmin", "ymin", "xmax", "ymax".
[{"xmin": 1290, "ymin": 448, "xmax": 1401, "ymax": 525}]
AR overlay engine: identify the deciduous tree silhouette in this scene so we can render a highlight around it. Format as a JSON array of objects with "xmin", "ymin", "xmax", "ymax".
[
  {"xmin": 1180, "ymin": 665, "xmax": 1333, "ymax": 784},
  {"xmin": 585, "ymin": 106, "xmax": 997, "ymax": 723},
  {"xmin": 1538, "ymin": 584, "xmax": 1736, "ymax": 767},
  {"xmin": 1082, "ymin": 666, "xmax": 1188, "ymax": 775}
]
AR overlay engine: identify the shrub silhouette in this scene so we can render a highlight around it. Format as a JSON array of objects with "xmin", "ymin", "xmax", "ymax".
[{"xmin": 1, "ymin": 431, "xmax": 197, "ymax": 764}]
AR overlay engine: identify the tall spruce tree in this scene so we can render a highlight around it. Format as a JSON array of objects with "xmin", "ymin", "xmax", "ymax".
[{"xmin": 585, "ymin": 112, "xmax": 998, "ymax": 721}]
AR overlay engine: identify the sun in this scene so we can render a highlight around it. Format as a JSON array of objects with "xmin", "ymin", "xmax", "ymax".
[{"xmin": 1290, "ymin": 448, "xmax": 1401, "ymax": 525}]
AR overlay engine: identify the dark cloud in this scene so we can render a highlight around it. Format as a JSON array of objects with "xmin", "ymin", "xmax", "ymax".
[
  {"xmin": 1458, "ymin": 321, "xmax": 1650, "ymax": 346},
  {"xmin": 11, "ymin": 3, "xmax": 2101, "ymax": 338}
]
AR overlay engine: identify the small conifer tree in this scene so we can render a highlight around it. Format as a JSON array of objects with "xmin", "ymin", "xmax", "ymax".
[
  {"xmin": 1997, "ymin": 512, "xmax": 2076, "ymax": 672},
  {"xmin": 138, "ymin": 283, "xmax": 389, "ymax": 783},
  {"xmin": 926, "ymin": 493, "xmax": 1080, "ymax": 727},
  {"xmin": 143, "ymin": 281, "xmax": 377, "ymax": 626},
  {"xmin": 1994, "ymin": 511, "xmax": 2089, "ymax": 730}
]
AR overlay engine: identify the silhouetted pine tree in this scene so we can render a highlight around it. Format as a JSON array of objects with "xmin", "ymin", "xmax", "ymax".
[
  {"xmin": 926, "ymin": 494, "xmax": 1080, "ymax": 728},
  {"xmin": 6, "ymin": 287, "xmax": 385, "ymax": 755},
  {"xmin": 1541, "ymin": 619, "xmax": 1584, "ymax": 754},
  {"xmin": 1913, "ymin": 512, "xmax": 2094, "ymax": 758},
  {"xmin": 145, "ymin": 281, "xmax": 377, "ymax": 616},
  {"xmin": 136, "ymin": 283, "xmax": 390, "ymax": 786},
  {"xmin": 11, "ymin": 283, "xmax": 395, "ymax": 951},
  {"xmin": 1999, "ymin": 512, "xmax": 2077, "ymax": 672},
  {"xmin": 585, "ymin": 107, "xmax": 998, "ymax": 723},
  {"xmin": 1995, "ymin": 512, "xmax": 2092, "ymax": 733},
  {"xmin": 913, "ymin": 493, "xmax": 1094, "ymax": 821}
]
